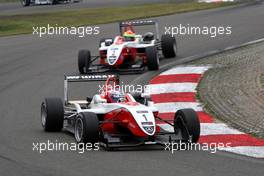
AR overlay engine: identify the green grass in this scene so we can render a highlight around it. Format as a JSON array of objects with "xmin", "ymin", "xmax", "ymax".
[{"xmin": 0, "ymin": 2, "xmax": 237, "ymax": 37}]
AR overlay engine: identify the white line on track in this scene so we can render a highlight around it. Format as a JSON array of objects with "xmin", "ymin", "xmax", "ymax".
[
  {"xmin": 219, "ymin": 146, "xmax": 264, "ymax": 158},
  {"xmin": 160, "ymin": 66, "xmax": 210, "ymax": 75},
  {"xmin": 146, "ymin": 83, "xmax": 198, "ymax": 94},
  {"xmin": 158, "ymin": 123, "xmax": 244, "ymax": 135},
  {"xmin": 154, "ymin": 102, "xmax": 203, "ymax": 113}
]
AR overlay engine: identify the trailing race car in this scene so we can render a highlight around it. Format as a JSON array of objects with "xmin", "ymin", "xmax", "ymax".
[
  {"xmin": 40, "ymin": 75, "xmax": 200, "ymax": 150},
  {"xmin": 21, "ymin": 0, "xmax": 79, "ymax": 6},
  {"xmin": 78, "ymin": 20, "xmax": 177, "ymax": 74}
]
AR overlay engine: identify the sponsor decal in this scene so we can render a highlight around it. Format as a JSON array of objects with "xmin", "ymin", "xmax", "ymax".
[
  {"xmin": 141, "ymin": 122, "xmax": 153, "ymax": 126},
  {"xmin": 136, "ymin": 110, "xmax": 149, "ymax": 113}
]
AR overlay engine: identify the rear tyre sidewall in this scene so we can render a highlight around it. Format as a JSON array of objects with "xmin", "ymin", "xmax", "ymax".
[
  {"xmin": 51, "ymin": 0, "xmax": 58, "ymax": 5},
  {"xmin": 78, "ymin": 50, "xmax": 91, "ymax": 74},
  {"xmin": 41, "ymin": 98, "xmax": 64, "ymax": 132},
  {"xmin": 161, "ymin": 34, "xmax": 177, "ymax": 58}
]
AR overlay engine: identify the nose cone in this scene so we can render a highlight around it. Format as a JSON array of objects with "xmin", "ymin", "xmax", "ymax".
[
  {"xmin": 107, "ymin": 37, "xmax": 124, "ymax": 66},
  {"xmin": 142, "ymin": 123, "xmax": 156, "ymax": 136},
  {"xmin": 129, "ymin": 107, "xmax": 156, "ymax": 136}
]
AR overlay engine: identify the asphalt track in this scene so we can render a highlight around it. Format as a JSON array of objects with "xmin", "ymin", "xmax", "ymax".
[
  {"xmin": 0, "ymin": 3, "xmax": 264, "ymax": 176},
  {"xmin": 0, "ymin": 0, "xmax": 190, "ymax": 15}
]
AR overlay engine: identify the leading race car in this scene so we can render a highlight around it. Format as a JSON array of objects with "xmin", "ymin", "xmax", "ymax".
[
  {"xmin": 78, "ymin": 20, "xmax": 177, "ymax": 74},
  {"xmin": 40, "ymin": 75, "xmax": 200, "ymax": 150}
]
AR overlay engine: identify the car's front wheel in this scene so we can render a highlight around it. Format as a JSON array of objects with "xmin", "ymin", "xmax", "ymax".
[
  {"xmin": 41, "ymin": 98, "xmax": 64, "ymax": 132},
  {"xmin": 146, "ymin": 46, "xmax": 159, "ymax": 70},
  {"xmin": 174, "ymin": 108, "xmax": 200, "ymax": 143},
  {"xmin": 74, "ymin": 112, "xmax": 99, "ymax": 144},
  {"xmin": 161, "ymin": 34, "xmax": 177, "ymax": 58}
]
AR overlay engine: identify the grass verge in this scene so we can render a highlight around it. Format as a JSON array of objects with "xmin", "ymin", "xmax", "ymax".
[{"xmin": 0, "ymin": 2, "xmax": 237, "ymax": 37}]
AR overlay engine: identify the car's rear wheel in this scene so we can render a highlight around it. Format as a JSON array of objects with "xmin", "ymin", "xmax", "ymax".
[
  {"xmin": 21, "ymin": 0, "xmax": 30, "ymax": 6},
  {"xmin": 74, "ymin": 112, "xmax": 99, "ymax": 144},
  {"xmin": 174, "ymin": 108, "xmax": 200, "ymax": 143},
  {"xmin": 78, "ymin": 50, "xmax": 91, "ymax": 74},
  {"xmin": 146, "ymin": 46, "xmax": 159, "ymax": 70},
  {"xmin": 161, "ymin": 34, "xmax": 177, "ymax": 58},
  {"xmin": 41, "ymin": 98, "xmax": 64, "ymax": 132},
  {"xmin": 51, "ymin": 0, "xmax": 58, "ymax": 5}
]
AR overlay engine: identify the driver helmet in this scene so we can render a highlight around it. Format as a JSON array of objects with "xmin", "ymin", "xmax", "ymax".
[
  {"xmin": 123, "ymin": 30, "xmax": 136, "ymax": 41},
  {"xmin": 109, "ymin": 91, "xmax": 126, "ymax": 103}
]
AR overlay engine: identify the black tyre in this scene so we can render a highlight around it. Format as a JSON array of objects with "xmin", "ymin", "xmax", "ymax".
[
  {"xmin": 174, "ymin": 108, "xmax": 200, "ymax": 143},
  {"xmin": 41, "ymin": 98, "xmax": 64, "ymax": 132},
  {"xmin": 21, "ymin": 0, "xmax": 30, "ymax": 6},
  {"xmin": 146, "ymin": 46, "xmax": 159, "ymax": 70},
  {"xmin": 51, "ymin": 0, "xmax": 58, "ymax": 5},
  {"xmin": 161, "ymin": 34, "xmax": 177, "ymax": 58},
  {"xmin": 74, "ymin": 112, "xmax": 99, "ymax": 144},
  {"xmin": 78, "ymin": 50, "xmax": 91, "ymax": 74}
]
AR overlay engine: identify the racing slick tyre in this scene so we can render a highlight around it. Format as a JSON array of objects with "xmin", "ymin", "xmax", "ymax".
[
  {"xmin": 161, "ymin": 34, "xmax": 177, "ymax": 58},
  {"xmin": 78, "ymin": 50, "xmax": 91, "ymax": 74},
  {"xmin": 21, "ymin": 0, "xmax": 30, "ymax": 6},
  {"xmin": 51, "ymin": 0, "xmax": 58, "ymax": 5},
  {"xmin": 74, "ymin": 112, "xmax": 99, "ymax": 144},
  {"xmin": 41, "ymin": 98, "xmax": 64, "ymax": 132},
  {"xmin": 174, "ymin": 109, "xmax": 200, "ymax": 143},
  {"xmin": 146, "ymin": 46, "xmax": 159, "ymax": 70}
]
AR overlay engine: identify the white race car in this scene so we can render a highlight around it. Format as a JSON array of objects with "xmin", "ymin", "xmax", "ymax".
[
  {"xmin": 40, "ymin": 75, "xmax": 200, "ymax": 150},
  {"xmin": 78, "ymin": 20, "xmax": 178, "ymax": 74}
]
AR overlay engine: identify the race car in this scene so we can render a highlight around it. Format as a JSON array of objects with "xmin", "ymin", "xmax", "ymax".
[
  {"xmin": 78, "ymin": 20, "xmax": 177, "ymax": 74},
  {"xmin": 21, "ymin": 0, "xmax": 79, "ymax": 6},
  {"xmin": 40, "ymin": 74, "xmax": 200, "ymax": 150}
]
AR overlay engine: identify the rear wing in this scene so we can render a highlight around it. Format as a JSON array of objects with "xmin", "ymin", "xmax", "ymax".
[
  {"xmin": 64, "ymin": 74, "xmax": 119, "ymax": 104},
  {"xmin": 119, "ymin": 20, "xmax": 160, "ymax": 39}
]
